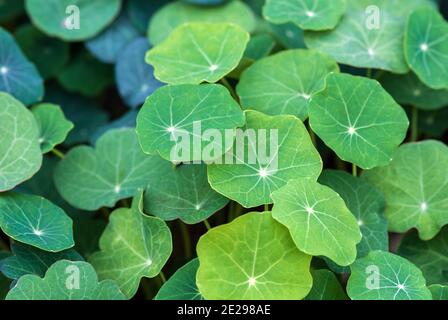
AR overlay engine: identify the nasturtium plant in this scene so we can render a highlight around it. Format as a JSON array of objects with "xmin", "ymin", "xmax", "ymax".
[{"xmin": 305, "ymin": 269, "xmax": 348, "ymax": 300}]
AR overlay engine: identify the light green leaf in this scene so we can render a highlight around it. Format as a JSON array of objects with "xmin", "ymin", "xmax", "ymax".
[
  {"xmin": 89, "ymin": 191, "xmax": 172, "ymax": 298},
  {"xmin": 208, "ymin": 110, "xmax": 322, "ymax": 208},
  {"xmin": 146, "ymin": 23, "xmax": 249, "ymax": 84},
  {"xmin": 196, "ymin": 212, "xmax": 313, "ymax": 300},
  {"xmin": 54, "ymin": 128, "xmax": 167, "ymax": 211},
  {"xmin": 237, "ymin": 49, "xmax": 339, "ymax": 120},
  {"xmin": 148, "ymin": 1, "xmax": 255, "ymax": 45},
  {"xmin": 136, "ymin": 84, "xmax": 245, "ymax": 162},
  {"xmin": 0, "ymin": 93, "xmax": 42, "ymax": 192},
  {"xmin": 25, "ymin": 0, "xmax": 121, "ymax": 41},
  {"xmin": 309, "ymin": 73, "xmax": 409, "ymax": 170},
  {"xmin": 31, "ymin": 103, "xmax": 74, "ymax": 153},
  {"xmin": 405, "ymin": 7, "xmax": 448, "ymax": 89},
  {"xmin": 155, "ymin": 258, "xmax": 203, "ymax": 300},
  {"xmin": 429, "ymin": 285, "xmax": 448, "ymax": 300},
  {"xmin": 305, "ymin": 0, "xmax": 434, "ymax": 73},
  {"xmin": 305, "ymin": 269, "xmax": 348, "ymax": 300},
  {"xmin": 144, "ymin": 162, "xmax": 229, "ymax": 224},
  {"xmin": 363, "ymin": 141, "xmax": 448, "ymax": 240},
  {"xmin": 263, "ymin": 0, "xmax": 346, "ymax": 31},
  {"xmin": 347, "ymin": 250, "xmax": 432, "ymax": 300},
  {"xmin": 272, "ymin": 178, "xmax": 361, "ymax": 266},
  {"xmin": 0, "ymin": 251, "xmax": 11, "ymax": 300},
  {"xmin": 0, "ymin": 192, "xmax": 74, "ymax": 252},
  {"xmin": 397, "ymin": 228, "xmax": 448, "ymax": 285},
  {"xmin": 6, "ymin": 260, "xmax": 126, "ymax": 300}
]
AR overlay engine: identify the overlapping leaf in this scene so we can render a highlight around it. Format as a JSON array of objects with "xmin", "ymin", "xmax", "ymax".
[
  {"xmin": 429, "ymin": 285, "xmax": 448, "ymax": 300},
  {"xmin": 305, "ymin": 270, "xmax": 348, "ymax": 300}
]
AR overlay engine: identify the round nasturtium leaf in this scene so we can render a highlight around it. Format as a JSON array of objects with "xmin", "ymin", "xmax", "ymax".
[
  {"xmin": 397, "ymin": 228, "xmax": 448, "ymax": 285},
  {"xmin": 115, "ymin": 38, "xmax": 164, "ymax": 109},
  {"xmin": 89, "ymin": 192, "xmax": 172, "ymax": 299},
  {"xmin": 148, "ymin": 1, "xmax": 255, "ymax": 45},
  {"xmin": 155, "ymin": 258, "xmax": 203, "ymax": 300},
  {"xmin": 380, "ymin": 72, "xmax": 448, "ymax": 110},
  {"xmin": 405, "ymin": 7, "xmax": 448, "ymax": 90},
  {"xmin": 305, "ymin": 269, "xmax": 348, "ymax": 300},
  {"xmin": 146, "ymin": 23, "xmax": 250, "ymax": 85},
  {"xmin": 0, "ymin": 192, "xmax": 74, "ymax": 252},
  {"xmin": 363, "ymin": 141, "xmax": 448, "ymax": 240},
  {"xmin": 304, "ymin": 0, "xmax": 435, "ymax": 73},
  {"xmin": 237, "ymin": 49, "xmax": 339, "ymax": 120},
  {"xmin": 136, "ymin": 84, "xmax": 245, "ymax": 162},
  {"xmin": 31, "ymin": 103, "xmax": 74, "ymax": 154},
  {"xmin": 126, "ymin": 0, "xmax": 168, "ymax": 34},
  {"xmin": 270, "ymin": 22, "xmax": 306, "ymax": 49},
  {"xmin": 0, "ymin": 242, "xmax": 83, "ymax": 280},
  {"xmin": 196, "ymin": 212, "xmax": 313, "ymax": 300},
  {"xmin": 0, "ymin": 28, "xmax": 43, "ymax": 106},
  {"xmin": 309, "ymin": 73, "xmax": 409, "ymax": 170},
  {"xmin": 6, "ymin": 260, "xmax": 126, "ymax": 300},
  {"xmin": 319, "ymin": 170, "xmax": 388, "ymax": 270},
  {"xmin": 0, "ymin": 93, "xmax": 42, "ymax": 192},
  {"xmin": 25, "ymin": 0, "xmax": 122, "ymax": 41},
  {"xmin": 429, "ymin": 285, "xmax": 448, "ymax": 300},
  {"xmin": 54, "ymin": 128, "xmax": 167, "ymax": 211},
  {"xmin": 263, "ymin": 0, "xmax": 346, "ymax": 31},
  {"xmin": 347, "ymin": 250, "xmax": 432, "ymax": 300},
  {"xmin": 208, "ymin": 110, "xmax": 322, "ymax": 208},
  {"xmin": 144, "ymin": 162, "xmax": 229, "ymax": 224},
  {"xmin": 271, "ymin": 178, "xmax": 362, "ymax": 266},
  {"xmin": 244, "ymin": 33, "xmax": 276, "ymax": 61},
  {"xmin": 15, "ymin": 24, "xmax": 70, "ymax": 80}
]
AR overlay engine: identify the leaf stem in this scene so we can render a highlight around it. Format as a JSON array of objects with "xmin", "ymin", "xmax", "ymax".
[
  {"xmin": 411, "ymin": 106, "xmax": 418, "ymax": 142},
  {"xmin": 264, "ymin": 204, "xmax": 270, "ymax": 212},
  {"xmin": 220, "ymin": 77, "xmax": 238, "ymax": 101},
  {"xmin": 203, "ymin": 219, "xmax": 212, "ymax": 231},
  {"xmin": 352, "ymin": 164, "xmax": 358, "ymax": 177},
  {"xmin": 366, "ymin": 68, "xmax": 372, "ymax": 78},
  {"xmin": 159, "ymin": 271, "xmax": 167, "ymax": 284},
  {"xmin": 52, "ymin": 148, "xmax": 65, "ymax": 159},
  {"xmin": 179, "ymin": 221, "xmax": 192, "ymax": 259}
]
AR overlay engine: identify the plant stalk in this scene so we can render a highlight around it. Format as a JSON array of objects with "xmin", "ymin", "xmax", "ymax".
[
  {"xmin": 411, "ymin": 106, "xmax": 418, "ymax": 142},
  {"xmin": 203, "ymin": 219, "xmax": 212, "ymax": 231},
  {"xmin": 52, "ymin": 148, "xmax": 65, "ymax": 159},
  {"xmin": 352, "ymin": 164, "xmax": 358, "ymax": 177},
  {"xmin": 179, "ymin": 221, "xmax": 192, "ymax": 259}
]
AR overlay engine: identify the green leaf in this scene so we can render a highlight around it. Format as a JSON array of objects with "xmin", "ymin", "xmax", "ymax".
[
  {"xmin": 146, "ymin": 23, "xmax": 249, "ymax": 84},
  {"xmin": 136, "ymin": 84, "xmax": 245, "ymax": 162},
  {"xmin": 148, "ymin": 1, "xmax": 255, "ymax": 45},
  {"xmin": 363, "ymin": 141, "xmax": 448, "ymax": 240},
  {"xmin": 155, "ymin": 258, "xmax": 203, "ymax": 300},
  {"xmin": 0, "ymin": 242, "xmax": 83, "ymax": 280},
  {"xmin": 237, "ymin": 49, "xmax": 339, "ymax": 120},
  {"xmin": 319, "ymin": 170, "xmax": 388, "ymax": 270},
  {"xmin": 0, "ymin": 192, "xmax": 74, "ymax": 252},
  {"xmin": 244, "ymin": 33, "xmax": 275, "ymax": 61},
  {"xmin": 380, "ymin": 72, "xmax": 448, "ymax": 110},
  {"xmin": 304, "ymin": 0, "xmax": 434, "ymax": 73},
  {"xmin": 31, "ymin": 103, "xmax": 74, "ymax": 153},
  {"xmin": 196, "ymin": 212, "xmax": 313, "ymax": 299},
  {"xmin": 263, "ymin": 0, "xmax": 346, "ymax": 31},
  {"xmin": 429, "ymin": 285, "xmax": 448, "ymax": 300},
  {"xmin": 272, "ymin": 178, "xmax": 362, "ymax": 266},
  {"xmin": 208, "ymin": 110, "xmax": 322, "ymax": 208},
  {"xmin": 0, "ymin": 0, "xmax": 24, "ymax": 22},
  {"xmin": 405, "ymin": 7, "xmax": 448, "ymax": 89},
  {"xmin": 25, "ymin": 0, "xmax": 121, "ymax": 41},
  {"xmin": 309, "ymin": 73, "xmax": 409, "ymax": 170},
  {"xmin": 0, "ymin": 251, "xmax": 11, "ymax": 300},
  {"xmin": 305, "ymin": 269, "xmax": 348, "ymax": 300},
  {"xmin": 6, "ymin": 260, "xmax": 126, "ymax": 300},
  {"xmin": 0, "ymin": 93, "xmax": 42, "ymax": 192},
  {"xmin": 144, "ymin": 163, "xmax": 229, "ymax": 224},
  {"xmin": 89, "ymin": 191, "xmax": 172, "ymax": 298},
  {"xmin": 269, "ymin": 22, "xmax": 306, "ymax": 49},
  {"xmin": 54, "ymin": 128, "xmax": 167, "ymax": 211},
  {"xmin": 416, "ymin": 107, "xmax": 448, "ymax": 137},
  {"xmin": 397, "ymin": 228, "xmax": 448, "ymax": 285},
  {"xmin": 347, "ymin": 250, "xmax": 432, "ymax": 300}
]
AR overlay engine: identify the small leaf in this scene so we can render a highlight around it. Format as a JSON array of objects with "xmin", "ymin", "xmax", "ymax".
[
  {"xmin": 196, "ymin": 212, "xmax": 313, "ymax": 300},
  {"xmin": 244, "ymin": 33, "xmax": 276, "ymax": 61},
  {"xmin": 270, "ymin": 22, "xmax": 306, "ymax": 49},
  {"xmin": 429, "ymin": 285, "xmax": 448, "ymax": 300},
  {"xmin": 305, "ymin": 269, "xmax": 348, "ymax": 300},
  {"xmin": 146, "ymin": 23, "xmax": 249, "ymax": 85}
]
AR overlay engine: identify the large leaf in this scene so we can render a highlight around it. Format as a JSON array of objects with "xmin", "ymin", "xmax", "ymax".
[
  {"xmin": 0, "ymin": 93, "xmax": 42, "ymax": 192},
  {"xmin": 0, "ymin": 192, "xmax": 74, "ymax": 252},
  {"xmin": 146, "ymin": 23, "xmax": 249, "ymax": 85},
  {"xmin": 136, "ymin": 84, "xmax": 245, "ymax": 162},
  {"xmin": 208, "ymin": 110, "xmax": 322, "ymax": 208},
  {"xmin": 25, "ymin": 0, "xmax": 121, "ymax": 41},
  {"xmin": 89, "ymin": 192, "xmax": 172, "ymax": 298},
  {"xmin": 305, "ymin": 269, "xmax": 348, "ymax": 300},
  {"xmin": 148, "ymin": 1, "xmax": 255, "ymax": 45},
  {"xmin": 196, "ymin": 212, "xmax": 313, "ymax": 299},
  {"xmin": 54, "ymin": 128, "xmax": 167, "ymax": 211},
  {"xmin": 272, "ymin": 178, "xmax": 362, "ymax": 266},
  {"xmin": 6, "ymin": 260, "xmax": 125, "ymax": 300},
  {"xmin": 0, "ymin": 28, "xmax": 43, "ymax": 105},
  {"xmin": 236, "ymin": 49, "xmax": 339, "ymax": 120},
  {"xmin": 347, "ymin": 250, "xmax": 432, "ymax": 300},
  {"xmin": 363, "ymin": 141, "xmax": 448, "ymax": 240},
  {"xmin": 263, "ymin": 0, "xmax": 346, "ymax": 31},
  {"xmin": 309, "ymin": 73, "xmax": 409, "ymax": 169}
]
